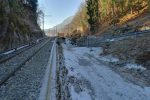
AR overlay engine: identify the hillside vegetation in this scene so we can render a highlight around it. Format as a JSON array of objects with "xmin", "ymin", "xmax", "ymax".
[
  {"xmin": 0, "ymin": 0, "xmax": 43, "ymax": 51},
  {"xmin": 59, "ymin": 0, "xmax": 150, "ymax": 68},
  {"xmin": 60, "ymin": 0, "xmax": 150, "ymax": 37}
]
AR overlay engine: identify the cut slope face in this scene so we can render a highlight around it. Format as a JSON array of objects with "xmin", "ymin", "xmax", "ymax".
[{"xmin": 0, "ymin": 0, "xmax": 43, "ymax": 51}]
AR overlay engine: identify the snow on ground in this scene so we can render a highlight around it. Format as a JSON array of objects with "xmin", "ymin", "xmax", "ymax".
[
  {"xmin": 2, "ymin": 45, "xmax": 29, "ymax": 55},
  {"xmin": 3, "ymin": 49, "xmax": 15, "ymax": 55},
  {"xmin": 70, "ymin": 86, "xmax": 92, "ymax": 100},
  {"xmin": 124, "ymin": 63, "xmax": 146, "ymax": 70},
  {"xmin": 106, "ymin": 37, "xmax": 125, "ymax": 42},
  {"xmin": 62, "ymin": 43, "xmax": 150, "ymax": 100},
  {"xmin": 99, "ymin": 55, "xmax": 119, "ymax": 62},
  {"xmin": 16, "ymin": 45, "xmax": 28, "ymax": 50}
]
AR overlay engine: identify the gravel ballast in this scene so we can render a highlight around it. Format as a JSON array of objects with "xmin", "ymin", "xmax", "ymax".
[
  {"xmin": 0, "ymin": 39, "xmax": 53, "ymax": 100},
  {"xmin": 0, "ymin": 39, "xmax": 49, "ymax": 85}
]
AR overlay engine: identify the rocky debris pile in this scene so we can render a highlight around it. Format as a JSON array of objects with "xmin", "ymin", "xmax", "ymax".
[
  {"xmin": 102, "ymin": 33, "xmax": 150, "ymax": 63},
  {"xmin": 56, "ymin": 41, "xmax": 71, "ymax": 100},
  {"xmin": 76, "ymin": 36, "xmax": 105, "ymax": 47},
  {"xmin": 136, "ymin": 51, "xmax": 150, "ymax": 70},
  {"xmin": 108, "ymin": 62, "xmax": 150, "ymax": 86}
]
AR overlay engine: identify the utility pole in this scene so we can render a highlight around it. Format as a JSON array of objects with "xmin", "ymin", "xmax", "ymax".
[
  {"xmin": 68, "ymin": 24, "xmax": 70, "ymax": 36},
  {"xmin": 56, "ymin": 26, "xmax": 57, "ymax": 36},
  {"xmin": 39, "ymin": 12, "xmax": 51, "ymax": 33}
]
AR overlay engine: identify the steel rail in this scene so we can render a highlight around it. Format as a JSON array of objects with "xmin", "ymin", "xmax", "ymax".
[{"xmin": 0, "ymin": 38, "xmax": 48, "ymax": 64}]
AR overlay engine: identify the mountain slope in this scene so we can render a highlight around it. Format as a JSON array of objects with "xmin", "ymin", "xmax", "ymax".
[{"xmin": 46, "ymin": 16, "xmax": 73, "ymax": 36}]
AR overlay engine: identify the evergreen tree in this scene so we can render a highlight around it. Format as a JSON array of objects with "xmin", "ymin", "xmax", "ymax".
[
  {"xmin": 24, "ymin": 0, "xmax": 37, "ymax": 12},
  {"xmin": 29, "ymin": 0, "xmax": 38, "ymax": 12},
  {"xmin": 148, "ymin": 0, "xmax": 150, "ymax": 12},
  {"xmin": 86, "ymin": 0, "xmax": 99, "ymax": 34}
]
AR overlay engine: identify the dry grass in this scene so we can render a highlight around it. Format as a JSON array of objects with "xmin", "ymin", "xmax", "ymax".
[
  {"xmin": 119, "ymin": 6, "xmax": 149, "ymax": 25},
  {"xmin": 97, "ymin": 6, "xmax": 150, "ymax": 36}
]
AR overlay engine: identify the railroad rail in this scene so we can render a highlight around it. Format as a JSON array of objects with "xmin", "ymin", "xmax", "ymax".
[{"xmin": 0, "ymin": 37, "xmax": 47, "ymax": 64}]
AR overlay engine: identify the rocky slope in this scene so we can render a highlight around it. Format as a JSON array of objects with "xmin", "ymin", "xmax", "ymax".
[{"xmin": 0, "ymin": 0, "xmax": 44, "ymax": 51}]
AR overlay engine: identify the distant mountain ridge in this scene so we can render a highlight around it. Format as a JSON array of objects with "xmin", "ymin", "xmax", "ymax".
[{"xmin": 46, "ymin": 16, "xmax": 73, "ymax": 36}]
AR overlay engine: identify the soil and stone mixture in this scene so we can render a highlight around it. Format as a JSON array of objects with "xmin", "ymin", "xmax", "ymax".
[
  {"xmin": 75, "ymin": 31, "xmax": 150, "ymax": 87},
  {"xmin": 101, "ymin": 33, "xmax": 150, "ymax": 69}
]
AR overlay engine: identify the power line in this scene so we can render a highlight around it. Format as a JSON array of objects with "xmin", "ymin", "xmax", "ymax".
[{"xmin": 39, "ymin": 13, "xmax": 51, "ymax": 32}]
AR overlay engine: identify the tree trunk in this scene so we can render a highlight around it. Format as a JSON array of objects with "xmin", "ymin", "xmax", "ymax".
[{"xmin": 130, "ymin": 7, "xmax": 133, "ymax": 14}]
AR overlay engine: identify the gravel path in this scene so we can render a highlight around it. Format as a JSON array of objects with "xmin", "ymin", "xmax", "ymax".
[
  {"xmin": 0, "ymin": 39, "xmax": 53, "ymax": 100},
  {"xmin": 0, "ymin": 39, "xmax": 49, "ymax": 85}
]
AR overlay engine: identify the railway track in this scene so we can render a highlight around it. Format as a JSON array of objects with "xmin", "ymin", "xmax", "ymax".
[
  {"xmin": 0, "ymin": 37, "xmax": 47, "ymax": 64},
  {"xmin": 0, "ymin": 44, "xmax": 35, "ymax": 64},
  {"xmin": 0, "ymin": 38, "xmax": 52, "ymax": 86}
]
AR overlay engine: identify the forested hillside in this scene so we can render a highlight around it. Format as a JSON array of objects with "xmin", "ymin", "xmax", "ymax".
[
  {"xmin": 62, "ymin": 0, "xmax": 150, "ymax": 37},
  {"xmin": 0, "ymin": 0, "xmax": 43, "ymax": 51},
  {"xmin": 87, "ymin": 0, "xmax": 150, "ymax": 34}
]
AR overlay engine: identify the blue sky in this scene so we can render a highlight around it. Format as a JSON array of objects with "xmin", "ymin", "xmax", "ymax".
[{"xmin": 38, "ymin": 0, "xmax": 83, "ymax": 29}]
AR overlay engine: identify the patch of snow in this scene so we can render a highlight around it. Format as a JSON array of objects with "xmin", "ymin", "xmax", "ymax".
[
  {"xmin": 144, "ymin": 87, "xmax": 150, "ymax": 96},
  {"xmin": 106, "ymin": 36, "xmax": 130, "ymax": 42},
  {"xmin": 36, "ymin": 39, "xmax": 40, "ymax": 43},
  {"xmin": 71, "ymin": 86, "xmax": 92, "ymax": 100},
  {"xmin": 3, "ymin": 49, "xmax": 15, "ymax": 55},
  {"xmin": 65, "ymin": 39, "xmax": 70, "ymax": 44},
  {"xmin": 62, "ymin": 44, "xmax": 150, "ymax": 100},
  {"xmin": 62, "ymin": 44, "xmax": 102, "ymax": 57},
  {"xmin": 17, "ymin": 45, "xmax": 28, "ymax": 50},
  {"xmin": 64, "ymin": 38, "xmax": 74, "ymax": 48},
  {"xmin": 106, "ymin": 38, "xmax": 115, "ymax": 42},
  {"xmin": 140, "ymin": 26, "xmax": 150, "ymax": 31},
  {"xmin": 124, "ymin": 63, "xmax": 146, "ymax": 70},
  {"xmin": 65, "ymin": 38, "xmax": 71, "ymax": 45},
  {"xmin": 2, "ymin": 45, "xmax": 29, "ymax": 55},
  {"xmin": 99, "ymin": 55, "xmax": 119, "ymax": 62}
]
